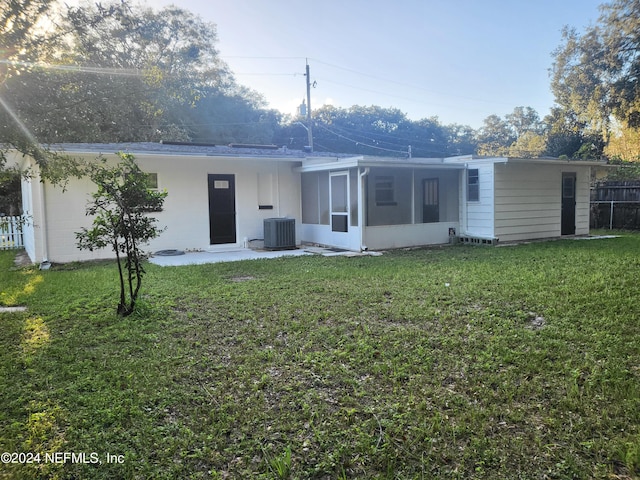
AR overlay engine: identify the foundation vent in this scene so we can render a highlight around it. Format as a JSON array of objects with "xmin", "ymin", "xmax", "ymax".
[{"xmin": 459, "ymin": 236, "xmax": 499, "ymax": 246}]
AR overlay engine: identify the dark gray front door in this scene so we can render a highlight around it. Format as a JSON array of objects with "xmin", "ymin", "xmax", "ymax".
[
  {"xmin": 208, "ymin": 174, "xmax": 236, "ymax": 244},
  {"xmin": 561, "ymin": 173, "xmax": 576, "ymax": 235}
]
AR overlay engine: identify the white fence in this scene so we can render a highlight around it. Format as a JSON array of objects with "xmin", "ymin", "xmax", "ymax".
[{"xmin": 0, "ymin": 215, "xmax": 25, "ymax": 250}]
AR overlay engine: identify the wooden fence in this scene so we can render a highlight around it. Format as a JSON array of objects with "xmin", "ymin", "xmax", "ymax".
[
  {"xmin": 0, "ymin": 215, "xmax": 25, "ymax": 250},
  {"xmin": 591, "ymin": 181, "xmax": 640, "ymax": 230}
]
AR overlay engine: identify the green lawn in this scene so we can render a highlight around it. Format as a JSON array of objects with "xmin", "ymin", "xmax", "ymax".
[{"xmin": 1, "ymin": 235, "xmax": 639, "ymax": 479}]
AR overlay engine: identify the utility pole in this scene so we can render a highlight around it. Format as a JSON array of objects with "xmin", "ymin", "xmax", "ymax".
[{"xmin": 305, "ymin": 60, "xmax": 313, "ymax": 152}]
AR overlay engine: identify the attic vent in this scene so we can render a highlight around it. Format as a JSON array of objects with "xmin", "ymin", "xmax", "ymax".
[{"xmin": 264, "ymin": 218, "xmax": 296, "ymax": 250}]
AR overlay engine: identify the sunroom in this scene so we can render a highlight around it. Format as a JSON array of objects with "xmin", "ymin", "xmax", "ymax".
[{"xmin": 296, "ymin": 156, "xmax": 465, "ymax": 251}]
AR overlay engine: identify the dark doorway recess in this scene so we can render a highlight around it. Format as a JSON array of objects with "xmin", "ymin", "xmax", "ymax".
[{"xmin": 208, "ymin": 174, "xmax": 237, "ymax": 244}]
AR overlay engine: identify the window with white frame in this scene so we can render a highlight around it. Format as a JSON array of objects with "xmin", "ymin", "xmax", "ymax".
[
  {"xmin": 146, "ymin": 173, "xmax": 159, "ymax": 190},
  {"xmin": 467, "ymin": 169, "xmax": 479, "ymax": 202},
  {"xmin": 375, "ymin": 175, "xmax": 396, "ymax": 206}
]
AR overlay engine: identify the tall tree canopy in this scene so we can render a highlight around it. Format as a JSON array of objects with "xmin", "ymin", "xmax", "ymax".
[
  {"xmin": 8, "ymin": 0, "xmax": 635, "ymax": 165},
  {"xmin": 3, "ymin": 1, "xmax": 224, "ymax": 143},
  {"xmin": 0, "ymin": 0, "xmax": 57, "ymax": 81},
  {"xmin": 475, "ymin": 107, "xmax": 552, "ymax": 158},
  {"xmin": 0, "ymin": 0, "xmax": 279, "ymax": 149},
  {"xmin": 275, "ymin": 105, "xmax": 477, "ymax": 158},
  {"xmin": 551, "ymin": 0, "xmax": 640, "ymax": 160},
  {"xmin": 475, "ymin": 114, "xmax": 516, "ymax": 156},
  {"xmin": 0, "ymin": 0, "xmax": 61, "ymax": 165}
]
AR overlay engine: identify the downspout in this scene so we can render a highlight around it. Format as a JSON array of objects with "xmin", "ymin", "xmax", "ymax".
[
  {"xmin": 358, "ymin": 167, "xmax": 370, "ymax": 251},
  {"xmin": 276, "ymin": 160, "xmax": 281, "ymax": 217},
  {"xmin": 38, "ymin": 172, "xmax": 50, "ymax": 269},
  {"xmin": 411, "ymin": 168, "xmax": 415, "ymax": 224},
  {"xmin": 462, "ymin": 164, "xmax": 468, "ymax": 236}
]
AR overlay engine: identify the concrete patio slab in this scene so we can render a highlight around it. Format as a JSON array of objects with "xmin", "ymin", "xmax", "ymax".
[
  {"xmin": 149, "ymin": 248, "xmax": 311, "ymax": 267},
  {"xmin": 148, "ymin": 245, "xmax": 383, "ymax": 267}
]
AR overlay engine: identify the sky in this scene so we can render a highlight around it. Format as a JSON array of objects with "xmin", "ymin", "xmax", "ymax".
[{"xmin": 147, "ymin": 0, "xmax": 604, "ymax": 129}]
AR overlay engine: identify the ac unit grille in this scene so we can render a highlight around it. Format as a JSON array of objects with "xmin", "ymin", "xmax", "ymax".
[{"xmin": 264, "ymin": 218, "xmax": 296, "ymax": 249}]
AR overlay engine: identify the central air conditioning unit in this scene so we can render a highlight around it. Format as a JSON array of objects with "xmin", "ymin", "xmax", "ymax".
[{"xmin": 264, "ymin": 218, "xmax": 296, "ymax": 250}]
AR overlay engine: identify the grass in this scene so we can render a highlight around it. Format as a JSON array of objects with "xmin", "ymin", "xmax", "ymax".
[{"xmin": 0, "ymin": 233, "xmax": 639, "ymax": 479}]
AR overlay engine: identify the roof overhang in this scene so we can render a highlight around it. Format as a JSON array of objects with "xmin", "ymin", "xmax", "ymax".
[
  {"xmin": 46, "ymin": 144, "xmax": 308, "ymax": 162},
  {"xmin": 501, "ymin": 157, "xmax": 611, "ymax": 167},
  {"xmin": 294, "ymin": 155, "xmax": 466, "ymax": 173},
  {"xmin": 443, "ymin": 155, "xmax": 611, "ymax": 167}
]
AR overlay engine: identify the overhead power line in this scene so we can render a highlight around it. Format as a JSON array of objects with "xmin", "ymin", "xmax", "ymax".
[
  {"xmin": 316, "ymin": 123, "xmax": 408, "ymax": 155},
  {"xmin": 324, "ymin": 122, "xmax": 451, "ymax": 150},
  {"xmin": 224, "ymin": 55, "xmax": 514, "ymax": 110},
  {"xmin": 233, "ymin": 72, "xmax": 301, "ymax": 77},
  {"xmin": 308, "ymin": 58, "xmax": 513, "ymax": 107}
]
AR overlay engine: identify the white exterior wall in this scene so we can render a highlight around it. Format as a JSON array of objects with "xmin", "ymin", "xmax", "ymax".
[
  {"xmin": 493, "ymin": 162, "xmax": 591, "ymax": 242},
  {"xmin": 300, "ymin": 168, "xmax": 362, "ymax": 251},
  {"xmin": 461, "ymin": 162, "xmax": 496, "ymax": 238},
  {"xmin": 36, "ymin": 153, "xmax": 301, "ymax": 263},
  {"xmin": 574, "ymin": 167, "xmax": 591, "ymax": 235},
  {"xmin": 363, "ymin": 168, "xmax": 460, "ymax": 249},
  {"xmin": 300, "ymin": 165, "xmax": 462, "ymax": 251},
  {"xmin": 301, "ymin": 223, "xmax": 362, "ymax": 251},
  {"xmin": 364, "ymin": 222, "xmax": 459, "ymax": 250},
  {"xmin": 20, "ymin": 175, "xmax": 36, "ymax": 262}
]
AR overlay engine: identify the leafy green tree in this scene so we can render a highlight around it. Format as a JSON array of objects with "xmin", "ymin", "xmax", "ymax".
[
  {"xmin": 276, "ymin": 104, "xmax": 475, "ymax": 157},
  {"xmin": 76, "ymin": 153, "xmax": 167, "ymax": 317},
  {"xmin": 311, "ymin": 105, "xmax": 413, "ymax": 155},
  {"xmin": 505, "ymin": 106, "xmax": 543, "ymax": 139},
  {"xmin": 403, "ymin": 117, "xmax": 454, "ymax": 157},
  {"xmin": 550, "ymin": 26, "xmax": 612, "ymax": 141},
  {"xmin": 1, "ymin": 0, "xmax": 276, "ymax": 146},
  {"xmin": 186, "ymin": 87, "xmax": 282, "ymax": 144},
  {"xmin": 508, "ymin": 131, "xmax": 547, "ymax": 157},
  {"xmin": 543, "ymin": 107, "xmax": 587, "ymax": 158},
  {"xmin": 442, "ymin": 123, "xmax": 477, "ymax": 156},
  {"xmin": 601, "ymin": 160, "xmax": 640, "ymax": 180},
  {"xmin": 0, "ymin": 0, "xmax": 58, "ymax": 84},
  {"xmin": 551, "ymin": 0, "xmax": 640, "ymax": 154},
  {"xmin": 0, "ymin": 169, "xmax": 21, "ymax": 215},
  {"xmin": 596, "ymin": 0, "xmax": 640, "ymax": 126},
  {"xmin": 2, "ymin": 1, "xmax": 227, "ymax": 143},
  {"xmin": 0, "ymin": 0, "xmax": 60, "ymax": 166},
  {"xmin": 475, "ymin": 107, "xmax": 550, "ymax": 157},
  {"xmin": 475, "ymin": 114, "xmax": 515, "ymax": 156},
  {"xmin": 605, "ymin": 120, "xmax": 640, "ymax": 161}
]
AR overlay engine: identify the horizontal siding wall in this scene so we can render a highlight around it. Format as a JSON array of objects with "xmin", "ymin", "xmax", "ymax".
[{"xmin": 494, "ymin": 162, "xmax": 590, "ymax": 242}]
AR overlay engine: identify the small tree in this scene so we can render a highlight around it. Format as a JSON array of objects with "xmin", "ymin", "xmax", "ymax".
[{"xmin": 76, "ymin": 153, "xmax": 167, "ymax": 316}]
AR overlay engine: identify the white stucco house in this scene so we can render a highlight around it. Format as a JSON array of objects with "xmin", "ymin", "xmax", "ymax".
[{"xmin": 9, "ymin": 142, "xmax": 604, "ymax": 264}]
